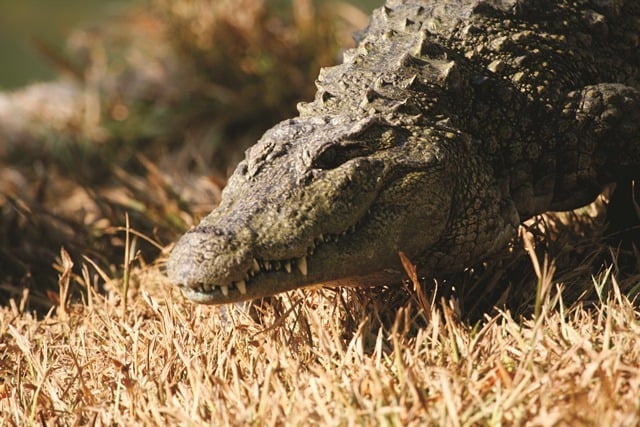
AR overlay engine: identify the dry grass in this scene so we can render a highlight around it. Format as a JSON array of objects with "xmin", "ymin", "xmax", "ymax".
[
  {"xmin": 1, "ymin": 0, "xmax": 640, "ymax": 425},
  {"xmin": 1, "ymin": 240, "xmax": 639, "ymax": 425}
]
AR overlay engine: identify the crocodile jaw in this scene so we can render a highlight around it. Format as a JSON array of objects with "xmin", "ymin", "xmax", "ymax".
[
  {"xmin": 167, "ymin": 226, "xmax": 406, "ymax": 304},
  {"xmin": 166, "ymin": 222, "xmax": 404, "ymax": 303}
]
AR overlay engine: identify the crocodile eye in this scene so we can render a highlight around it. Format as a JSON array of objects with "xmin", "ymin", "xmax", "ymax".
[
  {"xmin": 313, "ymin": 146, "xmax": 338, "ymax": 169},
  {"xmin": 312, "ymin": 144, "xmax": 371, "ymax": 170}
]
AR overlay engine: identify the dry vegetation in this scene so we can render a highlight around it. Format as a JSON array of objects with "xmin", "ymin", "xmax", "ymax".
[{"xmin": 0, "ymin": 0, "xmax": 639, "ymax": 425}]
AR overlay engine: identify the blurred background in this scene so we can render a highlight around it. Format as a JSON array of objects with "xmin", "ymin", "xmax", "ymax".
[
  {"xmin": 0, "ymin": 0, "xmax": 380, "ymax": 89},
  {"xmin": 0, "ymin": 1, "xmax": 128, "ymax": 88}
]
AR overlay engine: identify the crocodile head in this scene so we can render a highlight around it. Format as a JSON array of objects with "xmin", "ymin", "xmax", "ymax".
[{"xmin": 167, "ymin": 115, "xmax": 465, "ymax": 304}]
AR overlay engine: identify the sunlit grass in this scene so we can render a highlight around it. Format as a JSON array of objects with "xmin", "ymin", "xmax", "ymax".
[{"xmin": 1, "ymin": 241, "xmax": 639, "ymax": 425}]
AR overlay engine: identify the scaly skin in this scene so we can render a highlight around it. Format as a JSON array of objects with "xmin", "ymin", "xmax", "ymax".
[{"xmin": 167, "ymin": 0, "xmax": 640, "ymax": 304}]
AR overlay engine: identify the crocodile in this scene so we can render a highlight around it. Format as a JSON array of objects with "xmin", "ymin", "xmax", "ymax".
[{"xmin": 167, "ymin": 0, "xmax": 640, "ymax": 304}]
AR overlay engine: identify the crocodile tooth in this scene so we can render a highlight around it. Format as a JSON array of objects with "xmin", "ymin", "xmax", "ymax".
[
  {"xmin": 221, "ymin": 285, "xmax": 229, "ymax": 296},
  {"xmin": 298, "ymin": 257, "xmax": 308, "ymax": 276},
  {"xmin": 264, "ymin": 261, "xmax": 271, "ymax": 271},
  {"xmin": 203, "ymin": 283, "xmax": 213, "ymax": 292},
  {"xmin": 284, "ymin": 261, "xmax": 292, "ymax": 273},
  {"xmin": 252, "ymin": 258, "xmax": 261, "ymax": 272},
  {"xmin": 236, "ymin": 280, "xmax": 247, "ymax": 295},
  {"xmin": 273, "ymin": 261, "xmax": 281, "ymax": 271}
]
